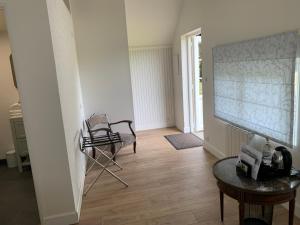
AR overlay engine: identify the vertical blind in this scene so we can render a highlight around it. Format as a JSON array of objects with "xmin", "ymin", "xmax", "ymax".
[{"xmin": 213, "ymin": 31, "xmax": 299, "ymax": 146}]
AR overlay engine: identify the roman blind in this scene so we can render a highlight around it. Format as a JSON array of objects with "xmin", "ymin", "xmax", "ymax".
[{"xmin": 213, "ymin": 31, "xmax": 299, "ymax": 146}]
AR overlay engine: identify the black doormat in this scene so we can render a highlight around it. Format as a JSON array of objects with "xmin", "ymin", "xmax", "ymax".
[{"xmin": 164, "ymin": 133, "xmax": 203, "ymax": 150}]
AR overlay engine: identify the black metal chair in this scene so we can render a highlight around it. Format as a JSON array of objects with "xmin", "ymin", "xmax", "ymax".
[{"xmin": 86, "ymin": 113, "xmax": 136, "ymax": 159}]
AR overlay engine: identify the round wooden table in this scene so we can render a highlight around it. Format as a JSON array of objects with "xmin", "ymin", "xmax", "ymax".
[{"xmin": 213, "ymin": 157, "xmax": 300, "ymax": 225}]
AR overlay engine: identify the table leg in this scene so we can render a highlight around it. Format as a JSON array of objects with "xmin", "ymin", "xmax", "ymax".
[
  {"xmin": 220, "ymin": 190, "xmax": 224, "ymax": 222},
  {"xmin": 239, "ymin": 201, "xmax": 244, "ymax": 225},
  {"xmin": 269, "ymin": 205, "xmax": 274, "ymax": 225},
  {"xmin": 289, "ymin": 198, "xmax": 295, "ymax": 225}
]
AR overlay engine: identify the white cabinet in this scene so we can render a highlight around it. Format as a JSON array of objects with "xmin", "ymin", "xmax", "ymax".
[{"xmin": 10, "ymin": 117, "xmax": 29, "ymax": 172}]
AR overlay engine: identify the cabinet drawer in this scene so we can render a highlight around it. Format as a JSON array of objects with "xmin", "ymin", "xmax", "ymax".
[
  {"xmin": 16, "ymin": 138, "xmax": 28, "ymax": 157},
  {"xmin": 14, "ymin": 120, "xmax": 26, "ymax": 139}
]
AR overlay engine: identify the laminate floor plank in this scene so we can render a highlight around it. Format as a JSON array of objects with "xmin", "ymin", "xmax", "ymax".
[{"xmin": 77, "ymin": 128, "xmax": 300, "ymax": 225}]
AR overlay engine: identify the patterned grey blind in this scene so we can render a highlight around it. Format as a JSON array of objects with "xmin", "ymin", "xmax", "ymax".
[{"xmin": 213, "ymin": 31, "xmax": 299, "ymax": 146}]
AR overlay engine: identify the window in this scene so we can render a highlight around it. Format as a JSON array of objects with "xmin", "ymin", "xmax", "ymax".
[{"xmin": 213, "ymin": 31, "xmax": 299, "ymax": 147}]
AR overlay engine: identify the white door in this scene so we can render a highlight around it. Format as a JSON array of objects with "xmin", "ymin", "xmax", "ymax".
[
  {"xmin": 193, "ymin": 35, "xmax": 203, "ymax": 131},
  {"xmin": 187, "ymin": 34, "xmax": 203, "ymax": 132}
]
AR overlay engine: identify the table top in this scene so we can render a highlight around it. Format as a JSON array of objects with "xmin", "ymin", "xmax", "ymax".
[{"xmin": 213, "ymin": 157, "xmax": 300, "ymax": 195}]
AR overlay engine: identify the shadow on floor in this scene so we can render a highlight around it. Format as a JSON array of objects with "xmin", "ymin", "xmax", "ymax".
[{"xmin": 0, "ymin": 160, "xmax": 40, "ymax": 225}]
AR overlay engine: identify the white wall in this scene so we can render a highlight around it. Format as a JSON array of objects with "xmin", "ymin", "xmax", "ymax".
[
  {"xmin": 125, "ymin": 0, "xmax": 181, "ymax": 131},
  {"xmin": 0, "ymin": 10, "xmax": 6, "ymax": 32},
  {"xmin": 125, "ymin": 0, "xmax": 183, "ymax": 47},
  {"xmin": 4, "ymin": 0, "xmax": 85, "ymax": 224},
  {"xmin": 129, "ymin": 47, "xmax": 175, "ymax": 130},
  {"xmin": 70, "ymin": 0, "xmax": 135, "ymax": 126},
  {"xmin": 0, "ymin": 31, "xmax": 18, "ymax": 159},
  {"xmin": 174, "ymin": 0, "xmax": 300, "ymax": 155},
  {"xmin": 46, "ymin": 0, "xmax": 85, "ymax": 221},
  {"xmin": 173, "ymin": 0, "xmax": 300, "ymax": 215}
]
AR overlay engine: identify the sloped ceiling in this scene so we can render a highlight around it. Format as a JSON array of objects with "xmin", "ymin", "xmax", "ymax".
[
  {"xmin": 125, "ymin": 0, "xmax": 183, "ymax": 47},
  {"xmin": 0, "ymin": 10, "xmax": 6, "ymax": 32}
]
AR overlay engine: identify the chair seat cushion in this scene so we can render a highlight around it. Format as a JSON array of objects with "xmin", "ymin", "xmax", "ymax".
[{"xmin": 119, "ymin": 133, "xmax": 136, "ymax": 146}]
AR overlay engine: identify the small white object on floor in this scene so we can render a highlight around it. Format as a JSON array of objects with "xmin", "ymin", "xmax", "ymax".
[{"xmin": 6, "ymin": 150, "xmax": 17, "ymax": 168}]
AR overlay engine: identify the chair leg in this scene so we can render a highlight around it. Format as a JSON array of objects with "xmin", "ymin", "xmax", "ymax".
[
  {"xmin": 111, "ymin": 144, "xmax": 116, "ymax": 161},
  {"xmin": 92, "ymin": 147, "xmax": 96, "ymax": 159},
  {"xmin": 133, "ymin": 141, "xmax": 136, "ymax": 153}
]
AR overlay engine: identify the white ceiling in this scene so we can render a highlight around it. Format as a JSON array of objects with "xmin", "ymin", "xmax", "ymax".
[
  {"xmin": 0, "ymin": 2, "xmax": 183, "ymax": 44},
  {"xmin": 125, "ymin": 0, "xmax": 183, "ymax": 47},
  {"xmin": 0, "ymin": 10, "xmax": 6, "ymax": 32}
]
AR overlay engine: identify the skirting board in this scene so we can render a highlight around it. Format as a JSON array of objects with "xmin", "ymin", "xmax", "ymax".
[
  {"xmin": 175, "ymin": 124, "xmax": 190, "ymax": 133},
  {"xmin": 204, "ymin": 141, "xmax": 226, "ymax": 159},
  {"xmin": 76, "ymin": 157, "xmax": 87, "ymax": 220},
  {"xmin": 136, "ymin": 122, "xmax": 175, "ymax": 131},
  {"xmin": 182, "ymin": 126, "xmax": 191, "ymax": 133},
  {"xmin": 42, "ymin": 180, "xmax": 84, "ymax": 225},
  {"xmin": 43, "ymin": 159, "xmax": 86, "ymax": 225},
  {"xmin": 43, "ymin": 211, "xmax": 78, "ymax": 225}
]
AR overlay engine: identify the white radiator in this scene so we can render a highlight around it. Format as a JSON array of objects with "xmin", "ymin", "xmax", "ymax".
[{"xmin": 226, "ymin": 124, "xmax": 252, "ymax": 156}]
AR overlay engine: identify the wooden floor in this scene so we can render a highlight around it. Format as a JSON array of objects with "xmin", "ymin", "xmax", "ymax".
[{"xmin": 78, "ymin": 128, "xmax": 300, "ymax": 225}]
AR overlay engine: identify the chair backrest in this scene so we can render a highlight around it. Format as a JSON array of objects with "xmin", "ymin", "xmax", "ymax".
[
  {"xmin": 85, "ymin": 114, "xmax": 109, "ymax": 141},
  {"xmin": 87, "ymin": 114, "xmax": 109, "ymax": 129}
]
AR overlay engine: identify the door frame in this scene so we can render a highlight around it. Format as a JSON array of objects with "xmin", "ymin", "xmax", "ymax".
[{"xmin": 180, "ymin": 28, "xmax": 202, "ymax": 133}]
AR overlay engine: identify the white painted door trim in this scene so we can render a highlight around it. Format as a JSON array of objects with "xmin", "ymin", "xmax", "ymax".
[
  {"xmin": 180, "ymin": 28, "xmax": 202, "ymax": 133},
  {"xmin": 193, "ymin": 35, "xmax": 203, "ymax": 132},
  {"xmin": 187, "ymin": 35, "xmax": 194, "ymax": 132}
]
